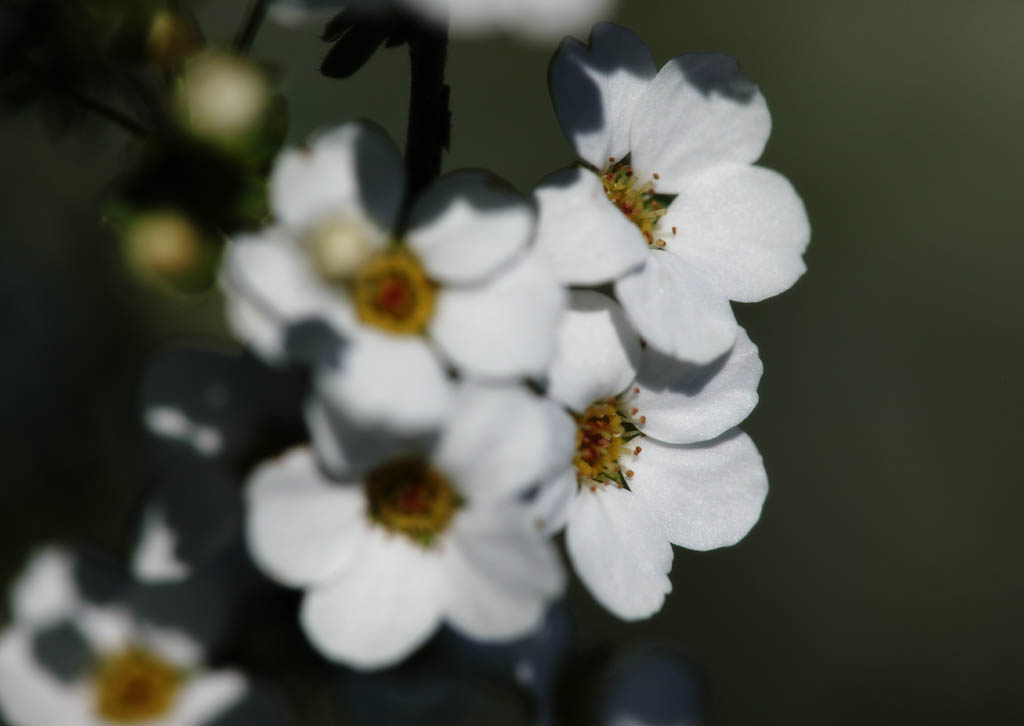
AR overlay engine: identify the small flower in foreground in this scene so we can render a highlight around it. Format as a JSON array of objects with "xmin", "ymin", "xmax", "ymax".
[
  {"xmin": 0, "ymin": 547, "xmax": 285, "ymax": 726},
  {"xmin": 534, "ymin": 291, "xmax": 767, "ymax": 619},
  {"xmin": 245, "ymin": 383, "xmax": 573, "ymax": 669},
  {"xmin": 222, "ymin": 122, "xmax": 565, "ymax": 432},
  {"xmin": 535, "ymin": 23, "xmax": 810, "ymax": 364}
]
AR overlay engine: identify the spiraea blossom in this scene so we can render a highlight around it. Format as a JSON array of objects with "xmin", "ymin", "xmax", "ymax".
[
  {"xmin": 246, "ymin": 383, "xmax": 573, "ymax": 669},
  {"xmin": 533, "ymin": 291, "xmax": 768, "ymax": 619},
  {"xmin": 270, "ymin": 0, "xmax": 616, "ymax": 41},
  {"xmin": 0, "ymin": 547, "xmax": 283, "ymax": 726},
  {"xmin": 222, "ymin": 122, "xmax": 565, "ymax": 432},
  {"xmin": 536, "ymin": 23, "xmax": 810, "ymax": 364}
]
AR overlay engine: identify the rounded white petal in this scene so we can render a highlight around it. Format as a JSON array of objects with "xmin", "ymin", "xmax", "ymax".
[
  {"xmin": 300, "ymin": 528, "xmax": 444, "ymax": 670},
  {"xmin": 408, "ymin": 171, "xmax": 534, "ymax": 285},
  {"xmin": 614, "ymin": 252, "xmax": 738, "ymax": 364},
  {"xmin": 270, "ymin": 122, "xmax": 403, "ymax": 235},
  {"xmin": 659, "ymin": 164, "xmax": 810, "ymax": 302},
  {"xmin": 0, "ymin": 628, "xmax": 92, "ymax": 726},
  {"xmin": 549, "ymin": 23, "xmax": 657, "ymax": 167},
  {"xmin": 246, "ymin": 448, "xmax": 367, "ymax": 587},
  {"xmin": 533, "ymin": 167, "xmax": 649, "ymax": 285},
  {"xmin": 317, "ymin": 329, "xmax": 453, "ymax": 433},
  {"xmin": 221, "ymin": 231, "xmax": 355, "ymax": 360},
  {"xmin": 10, "ymin": 546, "xmax": 78, "ymax": 626},
  {"xmin": 431, "ymin": 250, "xmax": 566, "ymax": 379},
  {"xmin": 442, "ymin": 505, "xmax": 564, "ymax": 642},
  {"xmin": 433, "ymin": 383, "xmax": 576, "ymax": 503},
  {"xmin": 630, "ymin": 54, "xmax": 771, "ymax": 189},
  {"xmin": 631, "ymin": 327, "xmax": 762, "ymax": 444},
  {"xmin": 628, "ymin": 430, "xmax": 768, "ymax": 551},
  {"xmin": 171, "ymin": 671, "xmax": 248, "ymax": 726},
  {"xmin": 565, "ymin": 486, "xmax": 672, "ymax": 620},
  {"xmin": 527, "ymin": 466, "xmax": 576, "ymax": 536},
  {"xmin": 547, "ymin": 290, "xmax": 640, "ymax": 412}
]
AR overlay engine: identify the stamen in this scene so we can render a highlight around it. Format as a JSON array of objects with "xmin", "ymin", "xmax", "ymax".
[{"xmin": 600, "ymin": 162, "xmax": 667, "ymax": 249}]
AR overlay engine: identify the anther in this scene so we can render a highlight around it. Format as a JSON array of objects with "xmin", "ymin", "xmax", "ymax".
[
  {"xmin": 626, "ymin": 470, "xmax": 635, "ymax": 478},
  {"xmin": 634, "ymin": 446, "xmax": 642, "ymax": 455},
  {"xmin": 639, "ymin": 416, "xmax": 646, "ymax": 424}
]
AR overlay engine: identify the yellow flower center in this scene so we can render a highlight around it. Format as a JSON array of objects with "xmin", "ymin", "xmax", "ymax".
[
  {"xmin": 601, "ymin": 159, "xmax": 668, "ymax": 249},
  {"xmin": 93, "ymin": 648, "xmax": 183, "ymax": 723},
  {"xmin": 352, "ymin": 249, "xmax": 437, "ymax": 335},
  {"xmin": 366, "ymin": 456, "xmax": 460, "ymax": 546},
  {"xmin": 574, "ymin": 399, "xmax": 626, "ymax": 485}
]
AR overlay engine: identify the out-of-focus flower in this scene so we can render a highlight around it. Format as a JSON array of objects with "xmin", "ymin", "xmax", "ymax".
[
  {"xmin": 222, "ymin": 121, "xmax": 565, "ymax": 433},
  {"xmin": 245, "ymin": 383, "xmax": 572, "ymax": 669},
  {"xmin": 0, "ymin": 547, "xmax": 286, "ymax": 726},
  {"xmin": 146, "ymin": 10, "xmax": 199, "ymax": 69},
  {"xmin": 534, "ymin": 291, "xmax": 767, "ymax": 619},
  {"xmin": 595, "ymin": 646, "xmax": 708, "ymax": 726},
  {"xmin": 270, "ymin": 0, "xmax": 615, "ymax": 41},
  {"xmin": 536, "ymin": 23, "xmax": 810, "ymax": 364}
]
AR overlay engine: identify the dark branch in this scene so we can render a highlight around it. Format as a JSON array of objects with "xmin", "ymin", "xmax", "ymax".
[
  {"xmin": 234, "ymin": 0, "xmax": 269, "ymax": 54},
  {"xmin": 69, "ymin": 89, "xmax": 148, "ymax": 137},
  {"xmin": 403, "ymin": 22, "xmax": 450, "ymax": 205}
]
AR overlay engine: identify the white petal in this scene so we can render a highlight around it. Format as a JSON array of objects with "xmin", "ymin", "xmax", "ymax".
[
  {"xmin": 137, "ymin": 623, "xmax": 204, "ymax": 670},
  {"xmin": 529, "ymin": 466, "xmax": 576, "ymax": 536},
  {"xmin": 220, "ymin": 231, "xmax": 355, "ymax": 359},
  {"xmin": 615, "ymin": 252, "xmax": 737, "ymax": 364},
  {"xmin": 533, "ymin": 167, "xmax": 649, "ymax": 285},
  {"xmin": 75, "ymin": 606, "xmax": 134, "ymax": 655},
  {"xmin": 442, "ymin": 505, "xmax": 564, "ymax": 642},
  {"xmin": 316, "ymin": 329, "xmax": 453, "ymax": 433},
  {"xmin": 132, "ymin": 508, "xmax": 190, "ymax": 583},
  {"xmin": 547, "ymin": 290, "xmax": 640, "ymax": 412},
  {"xmin": 408, "ymin": 171, "xmax": 534, "ymax": 285},
  {"xmin": 630, "ymin": 54, "xmax": 771, "ymax": 189},
  {"xmin": 172, "ymin": 671, "xmax": 248, "ymax": 725},
  {"xmin": 549, "ymin": 23, "xmax": 657, "ymax": 168},
  {"xmin": 658, "ymin": 164, "xmax": 810, "ymax": 302},
  {"xmin": 565, "ymin": 486, "xmax": 672, "ymax": 620},
  {"xmin": 404, "ymin": 0, "xmax": 612, "ymax": 40},
  {"xmin": 246, "ymin": 448, "xmax": 367, "ymax": 587},
  {"xmin": 631, "ymin": 327, "xmax": 762, "ymax": 444},
  {"xmin": 270, "ymin": 122, "xmax": 403, "ymax": 235},
  {"xmin": 628, "ymin": 430, "xmax": 768, "ymax": 551},
  {"xmin": 300, "ymin": 528, "xmax": 444, "ymax": 670},
  {"xmin": 305, "ymin": 397, "xmax": 436, "ymax": 480},
  {"xmin": 433, "ymin": 383, "xmax": 576, "ymax": 503},
  {"xmin": 10, "ymin": 546, "xmax": 78, "ymax": 626},
  {"xmin": 431, "ymin": 250, "xmax": 566, "ymax": 379},
  {"xmin": 0, "ymin": 628, "xmax": 92, "ymax": 726}
]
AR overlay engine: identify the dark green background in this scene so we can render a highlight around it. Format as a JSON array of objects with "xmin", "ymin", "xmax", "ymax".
[{"xmin": 1, "ymin": 1, "xmax": 1022, "ymax": 723}]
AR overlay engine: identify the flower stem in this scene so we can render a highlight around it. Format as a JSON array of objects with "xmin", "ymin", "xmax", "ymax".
[
  {"xmin": 234, "ymin": 0, "xmax": 269, "ymax": 54},
  {"xmin": 404, "ymin": 22, "xmax": 450, "ymax": 202}
]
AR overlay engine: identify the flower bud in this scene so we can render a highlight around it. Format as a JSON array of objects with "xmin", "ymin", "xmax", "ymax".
[{"xmin": 176, "ymin": 52, "xmax": 270, "ymax": 150}]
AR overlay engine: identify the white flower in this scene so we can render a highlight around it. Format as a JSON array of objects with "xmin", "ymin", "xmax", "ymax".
[
  {"xmin": 245, "ymin": 383, "xmax": 573, "ymax": 669},
  {"xmin": 222, "ymin": 122, "xmax": 565, "ymax": 433},
  {"xmin": 536, "ymin": 23, "xmax": 810, "ymax": 364},
  {"xmin": 533, "ymin": 291, "xmax": 768, "ymax": 619},
  {"xmin": 270, "ymin": 0, "xmax": 615, "ymax": 41},
  {"xmin": 0, "ymin": 547, "xmax": 280, "ymax": 726}
]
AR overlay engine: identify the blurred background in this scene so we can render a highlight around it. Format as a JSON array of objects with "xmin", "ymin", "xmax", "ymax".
[{"xmin": 2, "ymin": 0, "xmax": 1023, "ymax": 723}]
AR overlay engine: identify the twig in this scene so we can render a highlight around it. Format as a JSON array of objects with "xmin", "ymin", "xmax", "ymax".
[
  {"xmin": 234, "ymin": 0, "xmax": 270, "ymax": 54},
  {"xmin": 403, "ymin": 21, "xmax": 450, "ymax": 206}
]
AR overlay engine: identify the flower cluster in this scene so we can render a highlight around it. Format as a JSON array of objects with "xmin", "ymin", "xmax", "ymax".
[
  {"xmin": 1, "ymin": 9, "xmax": 808, "ymax": 724},
  {"xmin": 218, "ymin": 21, "xmax": 809, "ymax": 668}
]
